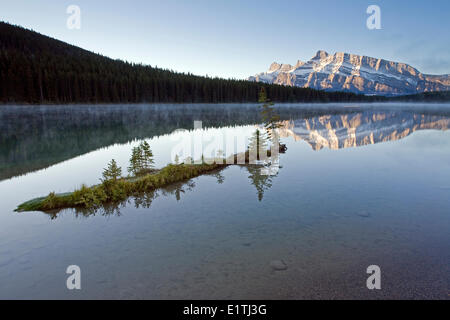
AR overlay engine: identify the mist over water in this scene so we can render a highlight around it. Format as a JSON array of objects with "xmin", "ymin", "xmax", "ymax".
[{"xmin": 0, "ymin": 103, "xmax": 449, "ymax": 299}]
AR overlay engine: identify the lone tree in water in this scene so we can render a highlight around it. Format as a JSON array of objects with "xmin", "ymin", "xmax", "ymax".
[
  {"xmin": 259, "ymin": 87, "xmax": 281, "ymax": 138},
  {"xmin": 259, "ymin": 87, "xmax": 287, "ymax": 153},
  {"xmin": 128, "ymin": 141, "xmax": 155, "ymax": 176},
  {"xmin": 102, "ymin": 159, "xmax": 122, "ymax": 183}
]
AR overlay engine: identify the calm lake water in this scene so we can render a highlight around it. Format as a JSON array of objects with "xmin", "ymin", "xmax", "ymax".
[{"xmin": 0, "ymin": 103, "xmax": 449, "ymax": 299}]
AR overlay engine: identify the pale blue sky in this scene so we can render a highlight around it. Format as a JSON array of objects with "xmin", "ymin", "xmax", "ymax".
[{"xmin": 1, "ymin": 0, "xmax": 449, "ymax": 79}]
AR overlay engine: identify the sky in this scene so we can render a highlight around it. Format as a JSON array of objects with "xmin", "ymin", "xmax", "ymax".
[{"xmin": 1, "ymin": 0, "xmax": 449, "ymax": 79}]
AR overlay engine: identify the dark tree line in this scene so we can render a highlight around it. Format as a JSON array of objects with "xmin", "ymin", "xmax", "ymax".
[
  {"xmin": 0, "ymin": 21, "xmax": 380, "ymax": 104},
  {"xmin": 390, "ymin": 91, "xmax": 450, "ymax": 102}
]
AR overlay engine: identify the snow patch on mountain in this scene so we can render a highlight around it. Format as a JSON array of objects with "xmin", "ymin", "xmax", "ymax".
[{"xmin": 248, "ymin": 50, "xmax": 450, "ymax": 96}]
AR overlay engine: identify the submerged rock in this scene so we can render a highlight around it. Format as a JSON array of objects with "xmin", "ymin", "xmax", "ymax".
[
  {"xmin": 357, "ymin": 210, "xmax": 371, "ymax": 218},
  {"xmin": 270, "ymin": 259, "xmax": 288, "ymax": 271}
]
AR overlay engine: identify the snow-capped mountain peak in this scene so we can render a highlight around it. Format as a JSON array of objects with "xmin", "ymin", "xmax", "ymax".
[{"xmin": 248, "ymin": 51, "xmax": 450, "ymax": 96}]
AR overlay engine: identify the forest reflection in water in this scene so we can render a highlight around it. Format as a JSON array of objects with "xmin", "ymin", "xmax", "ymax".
[
  {"xmin": 2, "ymin": 103, "xmax": 450, "ymax": 181},
  {"xmin": 2, "ymin": 103, "xmax": 450, "ymax": 220}
]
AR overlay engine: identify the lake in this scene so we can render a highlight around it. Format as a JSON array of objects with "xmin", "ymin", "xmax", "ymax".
[{"xmin": 0, "ymin": 103, "xmax": 449, "ymax": 299}]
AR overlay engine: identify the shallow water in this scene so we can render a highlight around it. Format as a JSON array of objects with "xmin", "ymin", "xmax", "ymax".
[{"xmin": 0, "ymin": 103, "xmax": 449, "ymax": 299}]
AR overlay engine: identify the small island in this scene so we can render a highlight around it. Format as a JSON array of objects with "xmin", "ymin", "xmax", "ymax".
[
  {"xmin": 16, "ymin": 90, "xmax": 286, "ymax": 213},
  {"xmin": 15, "ymin": 140, "xmax": 227, "ymax": 213},
  {"xmin": 16, "ymin": 138, "xmax": 287, "ymax": 213}
]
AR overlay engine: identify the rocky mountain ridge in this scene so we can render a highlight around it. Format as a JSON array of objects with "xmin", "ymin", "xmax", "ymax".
[{"xmin": 248, "ymin": 50, "xmax": 450, "ymax": 96}]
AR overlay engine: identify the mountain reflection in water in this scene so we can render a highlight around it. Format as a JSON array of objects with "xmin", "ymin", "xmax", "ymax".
[
  {"xmin": 2, "ymin": 103, "xmax": 449, "ymax": 219},
  {"xmin": 1, "ymin": 104, "xmax": 449, "ymax": 181},
  {"xmin": 278, "ymin": 112, "xmax": 449, "ymax": 150}
]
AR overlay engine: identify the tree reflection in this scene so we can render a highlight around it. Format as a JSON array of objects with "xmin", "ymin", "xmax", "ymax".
[
  {"xmin": 41, "ymin": 168, "xmax": 227, "ymax": 219},
  {"xmin": 245, "ymin": 165, "xmax": 276, "ymax": 201},
  {"xmin": 3, "ymin": 103, "xmax": 417, "ymax": 181}
]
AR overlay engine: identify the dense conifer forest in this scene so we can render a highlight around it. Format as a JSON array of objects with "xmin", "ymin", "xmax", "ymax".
[
  {"xmin": 1, "ymin": 21, "xmax": 378, "ymax": 104},
  {"xmin": 390, "ymin": 91, "xmax": 450, "ymax": 102}
]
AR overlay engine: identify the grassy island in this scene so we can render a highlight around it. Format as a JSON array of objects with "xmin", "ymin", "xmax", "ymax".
[
  {"xmin": 16, "ymin": 89, "xmax": 286, "ymax": 213},
  {"xmin": 15, "ymin": 162, "xmax": 227, "ymax": 212}
]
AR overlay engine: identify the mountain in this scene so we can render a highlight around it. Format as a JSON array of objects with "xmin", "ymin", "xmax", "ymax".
[
  {"xmin": 248, "ymin": 50, "xmax": 450, "ymax": 96},
  {"xmin": 0, "ymin": 22, "xmax": 369, "ymax": 104}
]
